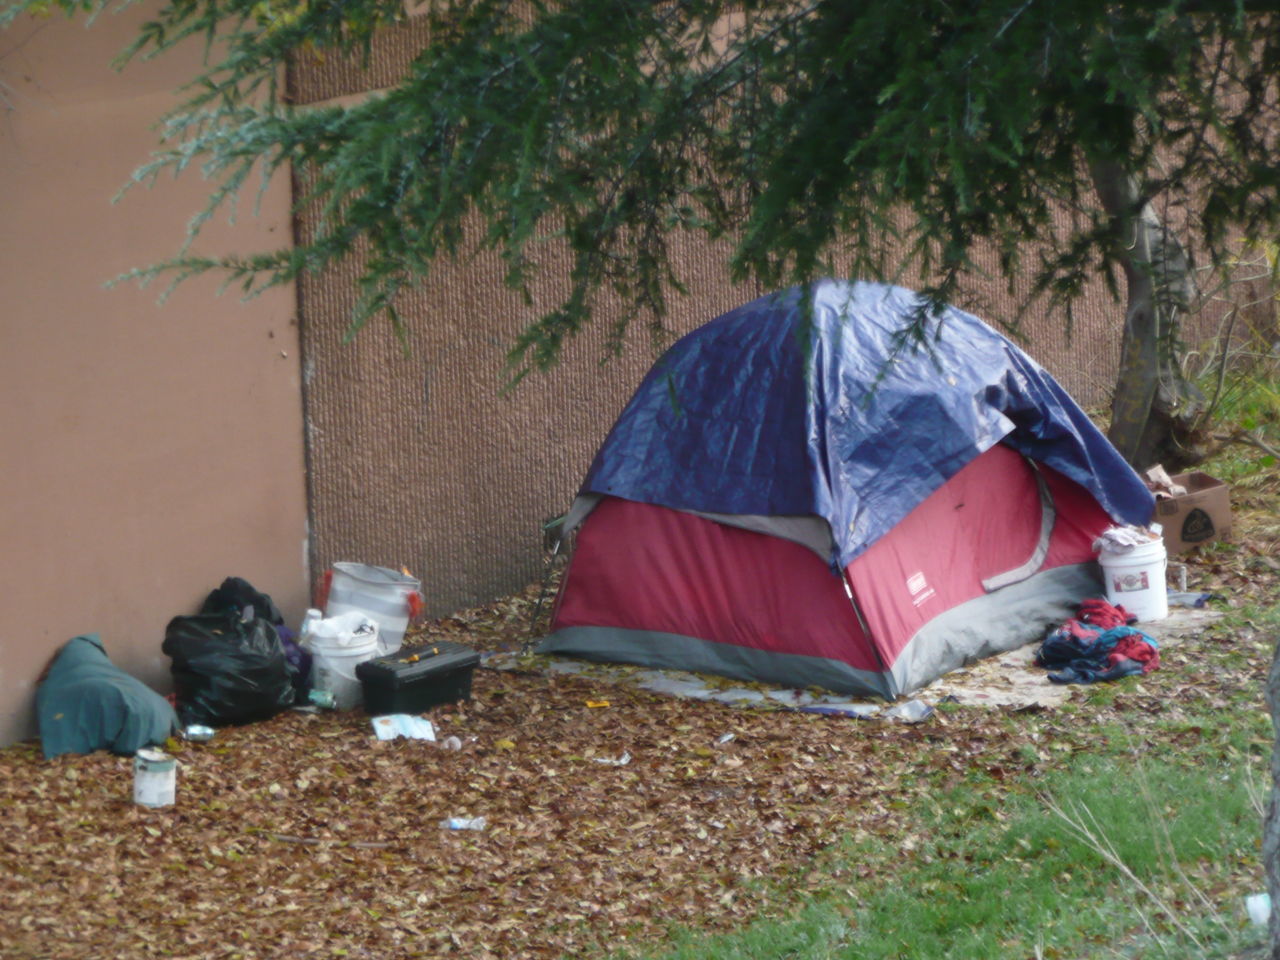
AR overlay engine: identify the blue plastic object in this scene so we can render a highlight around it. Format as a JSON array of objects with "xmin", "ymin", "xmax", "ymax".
[{"xmin": 580, "ymin": 280, "xmax": 1153, "ymax": 569}]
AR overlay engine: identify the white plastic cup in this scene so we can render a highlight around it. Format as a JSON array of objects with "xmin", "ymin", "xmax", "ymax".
[
  {"xmin": 1247, "ymin": 892, "xmax": 1272, "ymax": 927},
  {"xmin": 299, "ymin": 608, "xmax": 323, "ymax": 643}
]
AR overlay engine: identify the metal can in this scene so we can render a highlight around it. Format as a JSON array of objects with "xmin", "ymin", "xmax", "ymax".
[{"xmin": 133, "ymin": 749, "xmax": 177, "ymax": 808}]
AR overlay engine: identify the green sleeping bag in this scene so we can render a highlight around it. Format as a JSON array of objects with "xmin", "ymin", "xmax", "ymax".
[{"xmin": 37, "ymin": 634, "xmax": 176, "ymax": 759}]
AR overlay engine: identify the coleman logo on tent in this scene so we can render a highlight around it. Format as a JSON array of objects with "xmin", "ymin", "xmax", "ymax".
[
  {"xmin": 1181, "ymin": 507, "xmax": 1215, "ymax": 543},
  {"xmin": 907, "ymin": 571, "xmax": 936, "ymax": 607}
]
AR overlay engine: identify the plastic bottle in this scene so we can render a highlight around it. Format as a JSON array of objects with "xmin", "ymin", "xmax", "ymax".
[
  {"xmin": 440, "ymin": 816, "xmax": 486, "ymax": 830},
  {"xmin": 299, "ymin": 608, "xmax": 323, "ymax": 646}
]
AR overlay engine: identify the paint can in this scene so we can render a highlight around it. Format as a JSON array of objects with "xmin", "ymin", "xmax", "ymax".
[
  {"xmin": 133, "ymin": 748, "xmax": 177, "ymax": 808},
  {"xmin": 1098, "ymin": 536, "xmax": 1168, "ymax": 622}
]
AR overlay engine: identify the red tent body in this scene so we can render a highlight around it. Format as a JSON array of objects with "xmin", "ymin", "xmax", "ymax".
[{"xmin": 547, "ymin": 444, "xmax": 1115, "ymax": 698}]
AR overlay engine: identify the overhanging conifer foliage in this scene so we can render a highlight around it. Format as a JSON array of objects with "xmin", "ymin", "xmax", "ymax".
[{"xmin": 5, "ymin": 0, "xmax": 1279, "ymax": 459}]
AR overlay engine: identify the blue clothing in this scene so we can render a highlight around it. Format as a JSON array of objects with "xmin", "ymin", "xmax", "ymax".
[{"xmin": 1037, "ymin": 624, "xmax": 1159, "ymax": 685}]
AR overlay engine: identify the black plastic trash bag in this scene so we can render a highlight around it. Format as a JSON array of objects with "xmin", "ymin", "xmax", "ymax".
[
  {"xmin": 162, "ymin": 613, "xmax": 297, "ymax": 726},
  {"xmin": 37, "ymin": 634, "xmax": 176, "ymax": 759},
  {"xmin": 201, "ymin": 576, "xmax": 284, "ymax": 626},
  {"xmin": 199, "ymin": 575, "xmax": 311, "ymax": 697}
]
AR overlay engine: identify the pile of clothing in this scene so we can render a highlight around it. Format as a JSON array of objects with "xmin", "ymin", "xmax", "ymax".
[{"xmin": 1035, "ymin": 598, "xmax": 1160, "ymax": 685}]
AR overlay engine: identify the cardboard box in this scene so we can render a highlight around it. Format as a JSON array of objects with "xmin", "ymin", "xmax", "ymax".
[
  {"xmin": 1153, "ymin": 471, "xmax": 1232, "ymax": 553},
  {"xmin": 356, "ymin": 641, "xmax": 480, "ymax": 715}
]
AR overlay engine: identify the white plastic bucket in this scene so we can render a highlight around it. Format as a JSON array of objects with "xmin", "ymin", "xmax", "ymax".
[
  {"xmin": 134, "ymin": 749, "xmax": 176, "ymax": 808},
  {"xmin": 325, "ymin": 562, "xmax": 421, "ymax": 656},
  {"xmin": 1098, "ymin": 537, "xmax": 1168, "ymax": 622},
  {"xmin": 308, "ymin": 612, "xmax": 380, "ymax": 710}
]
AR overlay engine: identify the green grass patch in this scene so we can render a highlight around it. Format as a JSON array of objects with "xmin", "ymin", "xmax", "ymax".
[{"xmin": 623, "ymin": 708, "xmax": 1267, "ymax": 960}]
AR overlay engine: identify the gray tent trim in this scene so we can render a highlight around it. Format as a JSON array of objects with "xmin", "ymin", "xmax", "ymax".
[
  {"xmin": 541, "ymin": 563, "xmax": 1101, "ymax": 702},
  {"xmin": 540, "ymin": 625, "xmax": 897, "ymax": 700},
  {"xmin": 685, "ymin": 511, "xmax": 835, "ymax": 561},
  {"xmin": 980, "ymin": 462, "xmax": 1056, "ymax": 593},
  {"xmin": 890, "ymin": 563, "xmax": 1101, "ymax": 695}
]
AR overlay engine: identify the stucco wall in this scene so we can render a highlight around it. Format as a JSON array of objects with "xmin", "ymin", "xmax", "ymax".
[{"xmin": 0, "ymin": 10, "xmax": 309, "ymax": 746}]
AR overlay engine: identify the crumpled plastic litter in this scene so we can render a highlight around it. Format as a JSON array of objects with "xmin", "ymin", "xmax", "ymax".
[
  {"xmin": 371, "ymin": 714, "xmax": 436, "ymax": 741},
  {"xmin": 440, "ymin": 816, "xmax": 486, "ymax": 830},
  {"xmin": 592, "ymin": 751, "xmax": 631, "ymax": 766},
  {"xmin": 883, "ymin": 699, "xmax": 934, "ymax": 723},
  {"xmin": 307, "ymin": 611, "xmax": 379, "ymax": 647},
  {"xmin": 1247, "ymin": 892, "xmax": 1271, "ymax": 927},
  {"xmin": 1166, "ymin": 591, "xmax": 1220, "ymax": 608}
]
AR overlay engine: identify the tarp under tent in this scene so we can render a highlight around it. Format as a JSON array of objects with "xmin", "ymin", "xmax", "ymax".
[{"xmin": 539, "ymin": 280, "xmax": 1155, "ymax": 699}]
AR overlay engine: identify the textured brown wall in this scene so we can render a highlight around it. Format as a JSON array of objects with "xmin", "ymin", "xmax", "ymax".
[
  {"xmin": 289, "ymin": 20, "xmax": 1188, "ymax": 619},
  {"xmin": 297, "ymin": 242, "xmax": 1128, "ymax": 619},
  {"xmin": 299, "ymin": 233, "xmax": 757, "ymax": 615},
  {"xmin": 0, "ymin": 9, "xmax": 309, "ymax": 746}
]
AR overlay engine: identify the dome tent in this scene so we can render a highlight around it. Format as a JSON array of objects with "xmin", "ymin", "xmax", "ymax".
[{"xmin": 540, "ymin": 280, "xmax": 1154, "ymax": 699}]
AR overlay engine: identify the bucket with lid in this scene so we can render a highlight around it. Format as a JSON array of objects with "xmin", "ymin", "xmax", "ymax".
[
  {"xmin": 324, "ymin": 563, "xmax": 422, "ymax": 656},
  {"xmin": 307, "ymin": 612, "xmax": 380, "ymax": 710},
  {"xmin": 1098, "ymin": 536, "xmax": 1168, "ymax": 622}
]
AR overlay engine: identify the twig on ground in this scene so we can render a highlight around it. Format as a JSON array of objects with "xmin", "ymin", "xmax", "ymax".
[
  {"xmin": 267, "ymin": 833, "xmax": 395, "ymax": 850},
  {"xmin": 1212, "ymin": 429, "xmax": 1280, "ymax": 460}
]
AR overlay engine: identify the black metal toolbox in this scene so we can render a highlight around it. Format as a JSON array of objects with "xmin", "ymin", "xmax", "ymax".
[{"xmin": 356, "ymin": 641, "xmax": 480, "ymax": 715}]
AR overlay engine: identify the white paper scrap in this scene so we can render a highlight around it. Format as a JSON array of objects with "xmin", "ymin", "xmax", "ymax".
[
  {"xmin": 372, "ymin": 714, "xmax": 437, "ymax": 742},
  {"xmin": 593, "ymin": 751, "xmax": 631, "ymax": 766}
]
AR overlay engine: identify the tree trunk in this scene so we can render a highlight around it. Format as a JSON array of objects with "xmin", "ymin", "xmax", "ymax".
[
  {"xmin": 1267, "ymin": 643, "xmax": 1280, "ymax": 959},
  {"xmin": 1089, "ymin": 161, "xmax": 1206, "ymax": 471}
]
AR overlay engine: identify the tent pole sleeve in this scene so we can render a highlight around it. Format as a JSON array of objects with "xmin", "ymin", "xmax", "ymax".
[
  {"xmin": 981, "ymin": 460, "xmax": 1056, "ymax": 592},
  {"xmin": 842, "ymin": 572, "xmax": 898, "ymax": 699}
]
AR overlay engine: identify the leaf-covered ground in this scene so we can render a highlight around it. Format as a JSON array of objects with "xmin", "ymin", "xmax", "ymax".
[{"xmin": 2, "ymin": 466, "xmax": 1276, "ymax": 960}]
